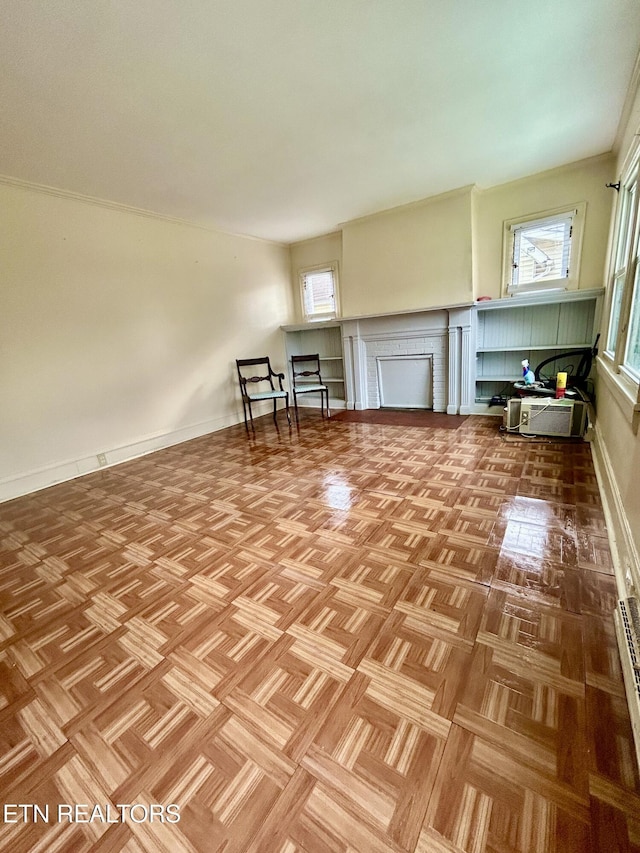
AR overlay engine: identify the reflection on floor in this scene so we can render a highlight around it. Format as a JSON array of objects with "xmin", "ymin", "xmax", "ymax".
[{"xmin": 0, "ymin": 412, "xmax": 638, "ymax": 852}]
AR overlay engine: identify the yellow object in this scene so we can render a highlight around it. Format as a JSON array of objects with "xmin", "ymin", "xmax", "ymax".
[{"xmin": 556, "ymin": 371, "xmax": 567, "ymax": 398}]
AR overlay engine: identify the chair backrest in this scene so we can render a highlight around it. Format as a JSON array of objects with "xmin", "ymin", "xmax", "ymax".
[
  {"xmin": 291, "ymin": 353, "xmax": 322, "ymax": 385},
  {"xmin": 236, "ymin": 357, "xmax": 278, "ymax": 395}
]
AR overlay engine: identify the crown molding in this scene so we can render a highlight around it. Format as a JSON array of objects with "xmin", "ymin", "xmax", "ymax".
[
  {"xmin": 0, "ymin": 174, "xmax": 286, "ymax": 246},
  {"xmin": 340, "ymin": 184, "xmax": 476, "ymax": 230},
  {"xmin": 614, "ymin": 47, "xmax": 640, "ymax": 156}
]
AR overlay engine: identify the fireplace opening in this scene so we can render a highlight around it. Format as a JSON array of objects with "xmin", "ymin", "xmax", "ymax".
[{"xmin": 376, "ymin": 355, "xmax": 433, "ymax": 410}]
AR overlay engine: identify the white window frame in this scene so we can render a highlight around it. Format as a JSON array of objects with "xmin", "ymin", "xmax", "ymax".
[
  {"xmin": 502, "ymin": 203, "xmax": 585, "ymax": 297},
  {"xmin": 600, "ymin": 139, "xmax": 640, "ymax": 433},
  {"xmin": 299, "ymin": 262, "xmax": 340, "ymax": 322}
]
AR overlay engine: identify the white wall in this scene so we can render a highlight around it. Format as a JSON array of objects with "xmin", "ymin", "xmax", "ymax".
[
  {"xmin": 289, "ymin": 157, "xmax": 614, "ymax": 321},
  {"xmin": 341, "ymin": 187, "xmax": 474, "ymax": 316},
  {"xmin": 474, "ymin": 154, "xmax": 615, "ymax": 300},
  {"xmin": 593, "ymin": 381, "xmax": 640, "ymax": 578},
  {"xmin": 0, "ymin": 181, "xmax": 293, "ymax": 499}
]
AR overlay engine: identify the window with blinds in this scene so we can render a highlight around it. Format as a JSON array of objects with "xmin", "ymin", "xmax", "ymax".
[
  {"xmin": 607, "ymin": 174, "xmax": 636, "ymax": 354},
  {"xmin": 300, "ymin": 264, "xmax": 339, "ymax": 321},
  {"xmin": 503, "ymin": 205, "xmax": 584, "ymax": 296},
  {"xmin": 605, "ymin": 156, "xmax": 640, "ymax": 382}
]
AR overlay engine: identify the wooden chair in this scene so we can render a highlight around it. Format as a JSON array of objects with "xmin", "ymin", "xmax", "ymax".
[
  {"xmin": 291, "ymin": 354, "xmax": 330, "ymax": 422},
  {"xmin": 236, "ymin": 357, "xmax": 290, "ymax": 431}
]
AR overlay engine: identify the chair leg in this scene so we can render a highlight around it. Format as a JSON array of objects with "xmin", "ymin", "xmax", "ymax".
[
  {"xmin": 293, "ymin": 390, "xmax": 299, "ymax": 424},
  {"xmin": 285, "ymin": 393, "xmax": 291, "ymax": 425},
  {"xmin": 247, "ymin": 400, "xmax": 255, "ymax": 431},
  {"xmin": 241, "ymin": 399, "xmax": 249, "ymax": 431},
  {"xmin": 273, "ymin": 397, "xmax": 278, "ymax": 424},
  {"xmin": 325, "ymin": 388, "xmax": 331, "ymax": 418}
]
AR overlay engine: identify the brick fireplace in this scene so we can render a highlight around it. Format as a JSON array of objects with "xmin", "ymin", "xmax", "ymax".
[{"xmin": 341, "ymin": 304, "xmax": 473, "ymax": 414}]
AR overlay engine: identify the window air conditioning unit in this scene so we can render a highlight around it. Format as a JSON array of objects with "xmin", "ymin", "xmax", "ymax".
[{"xmin": 506, "ymin": 398, "xmax": 587, "ymax": 437}]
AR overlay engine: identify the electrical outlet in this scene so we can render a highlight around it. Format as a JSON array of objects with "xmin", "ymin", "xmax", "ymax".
[{"xmin": 97, "ymin": 453, "xmax": 107, "ymax": 467}]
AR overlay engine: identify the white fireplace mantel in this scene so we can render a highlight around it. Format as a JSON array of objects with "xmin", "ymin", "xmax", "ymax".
[{"xmin": 339, "ymin": 303, "xmax": 474, "ymax": 414}]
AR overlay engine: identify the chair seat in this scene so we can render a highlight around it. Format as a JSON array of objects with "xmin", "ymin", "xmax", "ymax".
[
  {"xmin": 294, "ymin": 384, "xmax": 327, "ymax": 393},
  {"xmin": 247, "ymin": 390, "xmax": 287, "ymax": 401}
]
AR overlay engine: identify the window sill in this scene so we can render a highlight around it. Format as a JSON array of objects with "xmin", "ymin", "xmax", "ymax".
[
  {"xmin": 506, "ymin": 283, "xmax": 573, "ymax": 298},
  {"xmin": 480, "ymin": 287, "xmax": 604, "ymax": 311},
  {"xmin": 597, "ymin": 355, "xmax": 640, "ymax": 434}
]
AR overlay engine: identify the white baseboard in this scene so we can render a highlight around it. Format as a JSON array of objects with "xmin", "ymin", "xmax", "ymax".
[
  {"xmin": 0, "ymin": 410, "xmax": 249, "ymax": 504},
  {"xmin": 591, "ymin": 422, "xmax": 640, "ymax": 597},
  {"xmin": 472, "ymin": 402, "xmax": 505, "ymax": 415},
  {"xmin": 294, "ymin": 398, "xmax": 347, "ymax": 410}
]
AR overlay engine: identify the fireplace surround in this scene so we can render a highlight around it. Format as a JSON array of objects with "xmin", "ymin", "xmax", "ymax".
[{"xmin": 341, "ymin": 304, "xmax": 473, "ymax": 414}]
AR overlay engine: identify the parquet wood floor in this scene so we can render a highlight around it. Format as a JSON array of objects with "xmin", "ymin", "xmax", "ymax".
[{"xmin": 1, "ymin": 413, "xmax": 638, "ymax": 852}]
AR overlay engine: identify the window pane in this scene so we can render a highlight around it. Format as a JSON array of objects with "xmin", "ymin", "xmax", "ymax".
[
  {"xmin": 615, "ymin": 183, "xmax": 635, "ymax": 269},
  {"xmin": 303, "ymin": 269, "xmax": 336, "ymax": 317},
  {"xmin": 512, "ymin": 218, "xmax": 571, "ymax": 287},
  {"xmin": 624, "ymin": 265, "xmax": 640, "ymax": 375},
  {"xmin": 607, "ymin": 273, "xmax": 626, "ymax": 353}
]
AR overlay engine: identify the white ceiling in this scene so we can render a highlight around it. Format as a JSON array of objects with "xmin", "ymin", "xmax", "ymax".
[{"xmin": 1, "ymin": 1, "xmax": 639, "ymax": 244}]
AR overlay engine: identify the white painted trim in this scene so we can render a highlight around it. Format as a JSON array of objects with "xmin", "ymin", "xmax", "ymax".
[
  {"xmin": 0, "ymin": 409, "xmax": 260, "ymax": 503},
  {"xmin": 322, "ymin": 304, "xmax": 467, "ymax": 324},
  {"xmin": 339, "ymin": 184, "xmax": 476, "ymax": 228},
  {"xmin": 334, "ymin": 305, "xmax": 471, "ymax": 414},
  {"xmin": 614, "ymin": 47, "xmax": 640, "ymax": 157},
  {"xmin": 591, "ymin": 422, "xmax": 640, "ymax": 597},
  {"xmin": 0, "ymin": 174, "xmax": 285, "ymax": 245},
  {"xmin": 298, "ymin": 261, "xmax": 340, "ymax": 323},
  {"xmin": 597, "ymin": 355, "xmax": 640, "ymax": 434},
  {"xmin": 341, "ymin": 326, "xmax": 368, "ymax": 410},
  {"xmin": 294, "ymin": 398, "xmax": 346, "ymax": 410},
  {"xmin": 503, "ymin": 202, "xmax": 586, "ymax": 297},
  {"xmin": 359, "ymin": 329, "xmax": 447, "ymax": 343},
  {"xmin": 476, "ymin": 287, "xmax": 604, "ymax": 311},
  {"xmin": 472, "ymin": 406, "xmax": 505, "ymax": 416},
  {"xmin": 460, "ymin": 324, "xmax": 473, "ymax": 415},
  {"xmin": 447, "ymin": 325, "xmax": 461, "ymax": 415}
]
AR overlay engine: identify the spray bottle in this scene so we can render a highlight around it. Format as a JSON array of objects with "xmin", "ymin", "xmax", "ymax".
[{"xmin": 521, "ymin": 359, "xmax": 535, "ymax": 385}]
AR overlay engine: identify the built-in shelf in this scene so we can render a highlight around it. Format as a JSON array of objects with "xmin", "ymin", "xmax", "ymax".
[
  {"xmin": 282, "ymin": 323, "xmax": 346, "ymax": 407},
  {"xmin": 473, "ymin": 288, "xmax": 604, "ymax": 412},
  {"xmin": 477, "ymin": 343, "xmax": 593, "ymax": 353},
  {"xmin": 477, "ymin": 374, "xmax": 523, "ymax": 382},
  {"xmin": 280, "ymin": 290, "xmax": 603, "ymax": 416}
]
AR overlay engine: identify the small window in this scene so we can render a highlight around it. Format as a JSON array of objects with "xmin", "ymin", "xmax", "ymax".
[
  {"xmin": 503, "ymin": 205, "xmax": 584, "ymax": 296},
  {"xmin": 625, "ymin": 270, "xmax": 640, "ymax": 376},
  {"xmin": 606, "ymin": 177, "xmax": 635, "ymax": 353},
  {"xmin": 604, "ymin": 154, "xmax": 640, "ymax": 383},
  {"xmin": 300, "ymin": 263, "xmax": 339, "ymax": 321}
]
